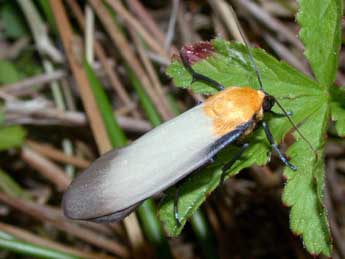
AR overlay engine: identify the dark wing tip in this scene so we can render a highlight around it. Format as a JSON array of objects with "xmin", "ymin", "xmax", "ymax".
[
  {"xmin": 62, "ymin": 187, "xmax": 81, "ymax": 220},
  {"xmin": 62, "ymin": 187, "xmax": 141, "ymax": 223},
  {"xmin": 62, "ymin": 148, "xmax": 122, "ymax": 220}
]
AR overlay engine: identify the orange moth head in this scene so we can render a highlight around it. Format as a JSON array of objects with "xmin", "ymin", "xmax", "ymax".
[{"xmin": 204, "ymin": 87, "xmax": 266, "ymax": 136}]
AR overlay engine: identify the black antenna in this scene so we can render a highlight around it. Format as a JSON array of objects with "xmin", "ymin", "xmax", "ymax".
[
  {"xmin": 234, "ymin": 20, "xmax": 264, "ymax": 91},
  {"xmin": 229, "ymin": 6, "xmax": 316, "ymax": 155}
]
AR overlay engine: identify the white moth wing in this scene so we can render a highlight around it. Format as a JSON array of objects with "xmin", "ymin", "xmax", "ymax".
[{"xmin": 63, "ymin": 104, "xmax": 248, "ymax": 220}]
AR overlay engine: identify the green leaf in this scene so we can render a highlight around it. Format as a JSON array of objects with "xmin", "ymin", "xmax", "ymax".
[
  {"xmin": 330, "ymin": 86, "xmax": 345, "ymax": 136},
  {"xmin": 297, "ymin": 0, "xmax": 342, "ymax": 87},
  {"xmin": 163, "ymin": 39, "xmax": 331, "ymax": 256},
  {"xmin": 0, "ymin": 126, "xmax": 26, "ymax": 151},
  {"xmin": 283, "ymin": 104, "xmax": 332, "ymax": 256},
  {"xmin": 167, "ymin": 39, "xmax": 321, "ymax": 97},
  {"xmin": 0, "ymin": 60, "xmax": 23, "ymax": 85},
  {"xmin": 0, "ymin": 3, "xmax": 28, "ymax": 39}
]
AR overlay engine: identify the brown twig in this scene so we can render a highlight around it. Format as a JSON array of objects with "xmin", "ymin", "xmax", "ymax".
[
  {"xmin": 105, "ymin": 0, "xmax": 169, "ymax": 59},
  {"xmin": 264, "ymin": 33, "xmax": 310, "ymax": 74},
  {"xmin": 66, "ymin": 0, "xmax": 140, "ymax": 119},
  {"xmin": 208, "ymin": 0, "xmax": 243, "ymax": 42},
  {"xmin": 164, "ymin": 0, "xmax": 179, "ymax": 50},
  {"xmin": 21, "ymin": 146, "xmax": 71, "ymax": 191},
  {"xmin": 0, "ymin": 70, "xmax": 66, "ymax": 96},
  {"xmin": 25, "ymin": 140, "xmax": 90, "ymax": 169},
  {"xmin": 235, "ymin": 0, "xmax": 304, "ymax": 50},
  {"xmin": 5, "ymin": 101, "xmax": 151, "ymax": 132},
  {"xmin": 126, "ymin": 0, "xmax": 166, "ymax": 47},
  {"xmin": 0, "ymin": 36, "xmax": 30, "ymax": 60},
  {"xmin": 212, "ymin": 14, "xmax": 229, "ymax": 39},
  {"xmin": 129, "ymin": 29, "xmax": 173, "ymax": 119},
  {"xmin": 50, "ymin": 0, "xmax": 111, "ymax": 154},
  {"xmin": 88, "ymin": 0, "xmax": 174, "ymax": 120},
  {"xmin": 127, "ymin": 0, "xmax": 202, "ymax": 105},
  {"xmin": 51, "ymin": 0, "xmax": 145, "ymax": 253},
  {"xmin": 250, "ymin": 165, "xmax": 281, "ymax": 189}
]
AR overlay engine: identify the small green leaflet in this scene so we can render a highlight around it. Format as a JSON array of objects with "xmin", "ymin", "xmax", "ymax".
[
  {"xmin": 162, "ymin": 38, "xmax": 332, "ymax": 256},
  {"xmin": 0, "ymin": 60, "xmax": 26, "ymax": 151},
  {"xmin": 0, "ymin": 126, "xmax": 26, "ymax": 151},
  {"xmin": 0, "ymin": 60, "xmax": 23, "ymax": 85},
  {"xmin": 297, "ymin": 0, "xmax": 342, "ymax": 87},
  {"xmin": 283, "ymin": 103, "xmax": 331, "ymax": 256}
]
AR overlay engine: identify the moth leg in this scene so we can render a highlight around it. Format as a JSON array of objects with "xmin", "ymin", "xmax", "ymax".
[
  {"xmin": 179, "ymin": 51, "xmax": 225, "ymax": 91},
  {"xmin": 262, "ymin": 121, "xmax": 297, "ymax": 171},
  {"xmin": 174, "ymin": 185, "xmax": 181, "ymax": 227},
  {"xmin": 220, "ymin": 143, "xmax": 249, "ymax": 186},
  {"xmin": 270, "ymin": 110, "xmax": 293, "ymax": 117}
]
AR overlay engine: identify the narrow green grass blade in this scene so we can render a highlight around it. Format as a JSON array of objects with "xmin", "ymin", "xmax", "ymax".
[
  {"xmin": 137, "ymin": 200, "xmax": 171, "ymax": 258},
  {"xmin": 125, "ymin": 66, "xmax": 162, "ymax": 127},
  {"xmin": 190, "ymin": 209, "xmax": 218, "ymax": 259},
  {"xmin": 34, "ymin": 0, "xmax": 57, "ymax": 33},
  {"xmin": 0, "ymin": 237, "xmax": 81, "ymax": 259},
  {"xmin": 84, "ymin": 59, "xmax": 127, "ymax": 147}
]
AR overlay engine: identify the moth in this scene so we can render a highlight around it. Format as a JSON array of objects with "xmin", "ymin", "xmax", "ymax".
[{"xmin": 63, "ymin": 23, "xmax": 312, "ymax": 225}]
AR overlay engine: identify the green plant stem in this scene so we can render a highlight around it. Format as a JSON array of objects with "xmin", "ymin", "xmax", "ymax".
[
  {"xmin": 137, "ymin": 200, "xmax": 171, "ymax": 258},
  {"xmin": 190, "ymin": 209, "xmax": 218, "ymax": 259},
  {"xmin": 0, "ymin": 237, "xmax": 81, "ymax": 259},
  {"xmin": 84, "ymin": 60, "xmax": 127, "ymax": 146},
  {"xmin": 35, "ymin": 0, "xmax": 57, "ymax": 33},
  {"xmin": 125, "ymin": 67, "xmax": 161, "ymax": 127}
]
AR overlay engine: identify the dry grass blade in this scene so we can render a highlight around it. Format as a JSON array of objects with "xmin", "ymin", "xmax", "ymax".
[
  {"xmin": 88, "ymin": 0, "xmax": 174, "ymax": 120},
  {"xmin": 264, "ymin": 33, "xmax": 309, "ymax": 74},
  {"xmin": 105, "ymin": 0, "xmax": 169, "ymax": 59},
  {"xmin": 208, "ymin": 0, "xmax": 243, "ymax": 42},
  {"xmin": 0, "ymin": 70, "xmax": 66, "ymax": 96},
  {"xmin": 66, "ymin": 0, "xmax": 140, "ymax": 118},
  {"xmin": 5, "ymin": 101, "xmax": 150, "ymax": 132},
  {"xmin": 235, "ymin": 0, "xmax": 303, "ymax": 50},
  {"xmin": 50, "ymin": 0, "xmax": 111, "ymax": 154},
  {"xmin": 25, "ymin": 140, "xmax": 90, "ymax": 169},
  {"xmin": 126, "ymin": 0, "xmax": 166, "ymax": 47},
  {"xmin": 50, "ymin": 1, "xmax": 146, "ymax": 255},
  {"xmin": 129, "ymin": 29, "xmax": 173, "ymax": 120},
  {"xmin": 21, "ymin": 146, "xmax": 71, "ymax": 191}
]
